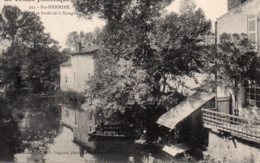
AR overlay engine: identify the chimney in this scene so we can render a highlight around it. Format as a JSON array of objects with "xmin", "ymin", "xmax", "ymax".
[{"xmin": 76, "ymin": 42, "xmax": 82, "ymax": 52}]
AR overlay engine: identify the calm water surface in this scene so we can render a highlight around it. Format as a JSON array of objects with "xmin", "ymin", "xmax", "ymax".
[{"xmin": 1, "ymin": 96, "xmax": 176, "ymax": 163}]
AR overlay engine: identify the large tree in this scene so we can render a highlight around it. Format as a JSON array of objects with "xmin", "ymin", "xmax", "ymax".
[
  {"xmin": 73, "ymin": 0, "xmax": 210, "ymax": 89},
  {"xmin": 149, "ymin": 5, "xmax": 211, "ymax": 93},
  {"xmin": 73, "ymin": 0, "xmax": 173, "ymax": 21},
  {"xmin": 217, "ymin": 33, "xmax": 259, "ymax": 114},
  {"xmin": 73, "ymin": 0, "xmax": 212, "ymax": 139},
  {"xmin": 0, "ymin": 6, "xmax": 62, "ymax": 94},
  {"xmin": 0, "ymin": 5, "xmax": 22, "ymax": 47}
]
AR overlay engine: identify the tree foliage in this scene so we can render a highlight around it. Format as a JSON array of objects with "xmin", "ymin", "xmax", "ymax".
[
  {"xmin": 66, "ymin": 28, "xmax": 101, "ymax": 51},
  {"xmin": 217, "ymin": 33, "xmax": 259, "ymax": 111},
  {"xmin": 0, "ymin": 5, "xmax": 22, "ymax": 45},
  {"xmin": 0, "ymin": 5, "xmax": 63, "ymax": 94},
  {"xmin": 73, "ymin": 0, "xmax": 173, "ymax": 21},
  {"xmin": 73, "ymin": 0, "xmax": 212, "ymax": 137},
  {"xmin": 149, "ymin": 8, "xmax": 211, "ymax": 92},
  {"xmin": 217, "ymin": 33, "xmax": 258, "ymax": 83}
]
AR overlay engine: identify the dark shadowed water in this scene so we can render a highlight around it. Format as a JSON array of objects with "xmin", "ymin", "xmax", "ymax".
[{"xmin": 0, "ymin": 96, "xmax": 178, "ymax": 163}]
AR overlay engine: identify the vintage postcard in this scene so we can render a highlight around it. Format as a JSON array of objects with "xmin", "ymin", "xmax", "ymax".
[{"xmin": 0, "ymin": 0, "xmax": 259, "ymax": 163}]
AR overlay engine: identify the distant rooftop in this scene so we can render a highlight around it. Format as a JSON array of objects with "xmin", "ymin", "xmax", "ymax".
[
  {"xmin": 60, "ymin": 42, "xmax": 98, "ymax": 67},
  {"xmin": 71, "ymin": 42, "xmax": 98, "ymax": 56},
  {"xmin": 60, "ymin": 58, "xmax": 71, "ymax": 67}
]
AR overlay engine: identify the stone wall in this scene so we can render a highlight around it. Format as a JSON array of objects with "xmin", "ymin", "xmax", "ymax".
[
  {"xmin": 207, "ymin": 131, "xmax": 260, "ymax": 163},
  {"xmin": 71, "ymin": 54, "xmax": 95, "ymax": 92},
  {"xmin": 61, "ymin": 105, "xmax": 97, "ymax": 151},
  {"xmin": 60, "ymin": 52, "xmax": 95, "ymax": 93},
  {"xmin": 60, "ymin": 66, "xmax": 73, "ymax": 91},
  {"xmin": 60, "ymin": 106, "xmax": 77, "ymax": 129},
  {"xmin": 73, "ymin": 109, "xmax": 96, "ymax": 145}
]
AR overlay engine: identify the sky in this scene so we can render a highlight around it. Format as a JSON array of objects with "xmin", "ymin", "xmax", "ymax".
[{"xmin": 0, "ymin": 0, "xmax": 227, "ymax": 49}]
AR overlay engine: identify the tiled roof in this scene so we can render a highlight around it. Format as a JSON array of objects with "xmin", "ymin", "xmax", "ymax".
[{"xmin": 71, "ymin": 45, "xmax": 98, "ymax": 56}]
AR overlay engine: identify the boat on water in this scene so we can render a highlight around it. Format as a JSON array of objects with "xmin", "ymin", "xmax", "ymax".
[{"xmin": 88, "ymin": 123, "xmax": 134, "ymax": 140}]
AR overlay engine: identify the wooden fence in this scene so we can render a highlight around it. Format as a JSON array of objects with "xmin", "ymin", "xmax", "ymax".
[{"xmin": 217, "ymin": 97, "xmax": 231, "ymax": 114}]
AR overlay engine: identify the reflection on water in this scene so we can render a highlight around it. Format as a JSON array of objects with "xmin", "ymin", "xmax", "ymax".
[
  {"xmin": 1, "ymin": 96, "xmax": 175, "ymax": 163},
  {"xmin": 15, "ymin": 127, "xmax": 97, "ymax": 163},
  {"xmin": 15, "ymin": 127, "xmax": 173, "ymax": 163}
]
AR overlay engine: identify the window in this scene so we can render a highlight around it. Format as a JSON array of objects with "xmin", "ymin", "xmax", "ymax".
[
  {"xmin": 65, "ymin": 76, "xmax": 68, "ymax": 83},
  {"xmin": 245, "ymin": 81, "xmax": 260, "ymax": 108},
  {"xmin": 88, "ymin": 73, "xmax": 91, "ymax": 79}
]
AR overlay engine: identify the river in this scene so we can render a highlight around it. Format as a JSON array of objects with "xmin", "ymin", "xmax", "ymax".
[{"xmin": 0, "ymin": 96, "xmax": 177, "ymax": 163}]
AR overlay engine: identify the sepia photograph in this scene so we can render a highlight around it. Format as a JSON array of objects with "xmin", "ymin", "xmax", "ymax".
[{"xmin": 0, "ymin": 0, "xmax": 259, "ymax": 162}]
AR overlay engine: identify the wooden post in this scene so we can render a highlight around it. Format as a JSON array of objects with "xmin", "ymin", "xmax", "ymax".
[{"xmin": 215, "ymin": 21, "xmax": 218, "ymax": 111}]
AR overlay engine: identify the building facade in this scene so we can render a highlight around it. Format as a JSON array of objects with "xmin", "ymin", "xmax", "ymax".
[
  {"xmin": 60, "ymin": 43, "xmax": 97, "ymax": 92},
  {"xmin": 216, "ymin": 0, "xmax": 260, "ymax": 116},
  {"xmin": 201, "ymin": 0, "xmax": 260, "ymax": 162},
  {"xmin": 218, "ymin": 0, "xmax": 259, "ymax": 53},
  {"xmin": 61, "ymin": 105, "xmax": 77, "ymax": 129}
]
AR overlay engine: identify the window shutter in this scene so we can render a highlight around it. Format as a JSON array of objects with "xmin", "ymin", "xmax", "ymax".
[
  {"xmin": 247, "ymin": 14, "xmax": 257, "ymax": 44},
  {"xmin": 257, "ymin": 13, "xmax": 260, "ymax": 56}
]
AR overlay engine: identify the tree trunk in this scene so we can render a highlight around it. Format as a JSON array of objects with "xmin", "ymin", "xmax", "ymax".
[
  {"xmin": 234, "ymin": 80, "xmax": 239, "ymax": 116},
  {"xmin": 162, "ymin": 76, "xmax": 167, "ymax": 93}
]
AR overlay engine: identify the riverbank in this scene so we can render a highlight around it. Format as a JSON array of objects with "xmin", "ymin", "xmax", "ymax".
[
  {"xmin": 61, "ymin": 104, "xmax": 204, "ymax": 162},
  {"xmin": 0, "ymin": 94, "xmax": 219, "ymax": 162},
  {"xmin": 0, "ymin": 95, "xmax": 181, "ymax": 162},
  {"xmin": 1, "ymin": 94, "xmax": 244, "ymax": 163}
]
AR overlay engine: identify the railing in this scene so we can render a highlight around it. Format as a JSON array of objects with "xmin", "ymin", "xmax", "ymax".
[{"xmin": 202, "ymin": 109, "xmax": 260, "ymax": 144}]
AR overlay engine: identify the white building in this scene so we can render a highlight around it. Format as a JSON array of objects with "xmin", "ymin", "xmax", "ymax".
[
  {"xmin": 200, "ymin": 1, "xmax": 260, "ymax": 162},
  {"xmin": 218, "ymin": 0, "xmax": 260, "ymax": 54},
  {"xmin": 216, "ymin": 0, "xmax": 260, "ymax": 114},
  {"xmin": 60, "ymin": 43, "xmax": 97, "ymax": 92}
]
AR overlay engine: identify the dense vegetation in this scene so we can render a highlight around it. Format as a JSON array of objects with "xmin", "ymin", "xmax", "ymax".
[
  {"xmin": 71, "ymin": 0, "xmax": 213, "ymax": 140},
  {"xmin": 0, "ymin": 5, "xmax": 64, "ymax": 96},
  {"xmin": 0, "ymin": 6, "xmax": 65, "ymax": 159},
  {"xmin": 0, "ymin": 97, "xmax": 22, "ymax": 160},
  {"xmin": 216, "ymin": 33, "xmax": 259, "ymax": 113},
  {"xmin": 0, "ymin": 1, "xmax": 258, "ymax": 151},
  {"xmin": 70, "ymin": 0, "xmax": 260, "ymax": 141}
]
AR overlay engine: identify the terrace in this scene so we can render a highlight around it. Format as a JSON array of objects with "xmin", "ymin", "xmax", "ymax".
[{"xmin": 202, "ymin": 108, "xmax": 260, "ymax": 144}]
